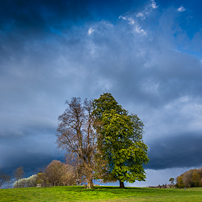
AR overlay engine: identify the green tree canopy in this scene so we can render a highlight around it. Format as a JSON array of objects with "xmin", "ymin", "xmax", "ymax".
[
  {"xmin": 93, "ymin": 93, "xmax": 149, "ymax": 188},
  {"xmin": 93, "ymin": 92, "xmax": 126, "ymax": 120},
  {"xmin": 169, "ymin": 178, "xmax": 175, "ymax": 187}
]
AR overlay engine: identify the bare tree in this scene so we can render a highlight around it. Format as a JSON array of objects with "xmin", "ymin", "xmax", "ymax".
[
  {"xmin": 60, "ymin": 163, "xmax": 77, "ymax": 186},
  {"xmin": 0, "ymin": 169, "xmax": 11, "ymax": 187},
  {"xmin": 57, "ymin": 98, "xmax": 97, "ymax": 188},
  {"xmin": 13, "ymin": 166, "xmax": 24, "ymax": 188},
  {"xmin": 182, "ymin": 170, "xmax": 193, "ymax": 187},
  {"xmin": 45, "ymin": 160, "xmax": 65, "ymax": 186}
]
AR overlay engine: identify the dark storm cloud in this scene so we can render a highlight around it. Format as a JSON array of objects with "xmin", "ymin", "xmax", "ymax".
[
  {"xmin": 0, "ymin": 0, "xmax": 90, "ymax": 33},
  {"xmin": 0, "ymin": 0, "xmax": 148, "ymax": 74},
  {"xmin": 147, "ymin": 133, "xmax": 202, "ymax": 169},
  {"xmin": 0, "ymin": 127, "xmax": 64, "ymax": 175},
  {"xmin": 0, "ymin": 0, "xmax": 147, "ymax": 36},
  {"xmin": 0, "ymin": 0, "xmax": 91, "ymax": 67}
]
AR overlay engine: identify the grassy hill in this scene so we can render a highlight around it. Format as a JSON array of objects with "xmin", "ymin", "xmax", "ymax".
[{"xmin": 1, "ymin": 186, "xmax": 202, "ymax": 202}]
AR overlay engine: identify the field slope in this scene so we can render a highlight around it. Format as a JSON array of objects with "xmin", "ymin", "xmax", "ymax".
[{"xmin": 0, "ymin": 186, "xmax": 202, "ymax": 202}]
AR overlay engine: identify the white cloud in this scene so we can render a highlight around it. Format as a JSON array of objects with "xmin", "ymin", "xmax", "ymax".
[
  {"xmin": 177, "ymin": 6, "xmax": 186, "ymax": 12},
  {"xmin": 119, "ymin": 15, "xmax": 126, "ymax": 20},
  {"xmin": 136, "ymin": 12, "xmax": 146, "ymax": 20},
  {"xmin": 119, "ymin": 15, "xmax": 146, "ymax": 35},
  {"xmin": 151, "ymin": 0, "xmax": 159, "ymax": 9},
  {"xmin": 88, "ymin": 27, "xmax": 95, "ymax": 35},
  {"xmin": 135, "ymin": 0, "xmax": 158, "ymax": 21},
  {"xmin": 128, "ymin": 17, "xmax": 135, "ymax": 25},
  {"xmin": 119, "ymin": 15, "xmax": 135, "ymax": 25},
  {"xmin": 135, "ymin": 24, "xmax": 147, "ymax": 35}
]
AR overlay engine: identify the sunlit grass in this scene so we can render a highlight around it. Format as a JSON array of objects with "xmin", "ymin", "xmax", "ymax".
[{"xmin": 1, "ymin": 186, "xmax": 202, "ymax": 202}]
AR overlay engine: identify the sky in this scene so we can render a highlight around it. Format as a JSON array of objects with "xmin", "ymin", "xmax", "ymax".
[{"xmin": 0, "ymin": 0, "xmax": 202, "ymax": 187}]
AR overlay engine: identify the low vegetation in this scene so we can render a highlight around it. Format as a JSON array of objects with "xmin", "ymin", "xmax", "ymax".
[{"xmin": 1, "ymin": 186, "xmax": 202, "ymax": 202}]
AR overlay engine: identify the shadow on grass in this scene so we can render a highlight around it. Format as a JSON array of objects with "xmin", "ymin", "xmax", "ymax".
[{"xmin": 62, "ymin": 186, "xmax": 152, "ymax": 195}]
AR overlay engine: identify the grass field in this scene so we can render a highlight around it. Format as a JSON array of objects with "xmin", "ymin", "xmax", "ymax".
[{"xmin": 0, "ymin": 186, "xmax": 202, "ymax": 202}]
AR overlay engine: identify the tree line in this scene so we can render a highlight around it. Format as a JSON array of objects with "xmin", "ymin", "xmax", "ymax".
[
  {"xmin": 12, "ymin": 160, "xmax": 78, "ymax": 188},
  {"xmin": 176, "ymin": 167, "xmax": 202, "ymax": 188}
]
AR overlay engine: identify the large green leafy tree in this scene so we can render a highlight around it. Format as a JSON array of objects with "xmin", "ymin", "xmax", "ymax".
[{"xmin": 93, "ymin": 93, "xmax": 149, "ymax": 188}]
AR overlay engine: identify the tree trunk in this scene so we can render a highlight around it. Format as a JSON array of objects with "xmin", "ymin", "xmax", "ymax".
[
  {"xmin": 87, "ymin": 178, "xmax": 94, "ymax": 189},
  {"xmin": 119, "ymin": 181, "xmax": 125, "ymax": 188}
]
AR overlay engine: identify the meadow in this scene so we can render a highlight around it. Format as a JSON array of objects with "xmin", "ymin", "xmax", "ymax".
[{"xmin": 1, "ymin": 186, "xmax": 202, "ymax": 202}]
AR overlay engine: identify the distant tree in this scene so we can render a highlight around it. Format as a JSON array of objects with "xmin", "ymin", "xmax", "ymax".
[
  {"xmin": 13, "ymin": 174, "xmax": 37, "ymax": 188},
  {"xmin": 93, "ymin": 93, "xmax": 149, "ymax": 188},
  {"xmin": 26, "ymin": 175, "xmax": 37, "ymax": 187},
  {"xmin": 169, "ymin": 178, "xmax": 174, "ymax": 186},
  {"xmin": 176, "ymin": 168, "xmax": 202, "ymax": 188},
  {"xmin": 13, "ymin": 178, "xmax": 25, "ymax": 188},
  {"xmin": 0, "ymin": 169, "xmax": 11, "ymax": 187},
  {"xmin": 36, "ymin": 172, "xmax": 49, "ymax": 187},
  {"xmin": 176, "ymin": 176, "xmax": 184, "ymax": 188},
  {"xmin": 57, "ymin": 98, "xmax": 97, "ymax": 188},
  {"xmin": 44, "ymin": 160, "xmax": 76, "ymax": 186},
  {"xmin": 182, "ymin": 170, "xmax": 193, "ymax": 187},
  {"xmin": 192, "ymin": 170, "xmax": 201, "ymax": 187},
  {"xmin": 198, "ymin": 167, "xmax": 202, "ymax": 186},
  {"xmin": 45, "ymin": 160, "xmax": 66, "ymax": 186},
  {"xmin": 13, "ymin": 166, "xmax": 24, "ymax": 188},
  {"xmin": 60, "ymin": 164, "xmax": 77, "ymax": 186},
  {"xmin": 197, "ymin": 167, "xmax": 202, "ymax": 178}
]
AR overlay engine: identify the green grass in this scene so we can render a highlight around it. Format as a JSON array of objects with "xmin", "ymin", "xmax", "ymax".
[{"xmin": 0, "ymin": 186, "xmax": 202, "ymax": 202}]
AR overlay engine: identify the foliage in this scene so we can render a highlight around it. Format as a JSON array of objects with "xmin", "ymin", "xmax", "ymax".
[
  {"xmin": 57, "ymin": 98, "xmax": 96, "ymax": 188},
  {"xmin": 59, "ymin": 164, "xmax": 77, "ymax": 186},
  {"xmin": 192, "ymin": 171, "xmax": 201, "ymax": 187},
  {"xmin": 93, "ymin": 93, "xmax": 149, "ymax": 188},
  {"xmin": 13, "ymin": 175, "xmax": 37, "ymax": 188},
  {"xmin": 45, "ymin": 160, "xmax": 66, "ymax": 186},
  {"xmin": 13, "ymin": 161, "xmax": 77, "ymax": 188},
  {"xmin": 176, "ymin": 167, "xmax": 202, "ymax": 188},
  {"xmin": 169, "ymin": 178, "xmax": 175, "ymax": 188},
  {"xmin": 44, "ymin": 160, "xmax": 76, "ymax": 186},
  {"xmin": 101, "ymin": 110, "xmax": 149, "ymax": 184},
  {"xmin": 169, "ymin": 178, "xmax": 174, "ymax": 185},
  {"xmin": 1, "ymin": 186, "xmax": 202, "ymax": 202},
  {"xmin": 36, "ymin": 160, "xmax": 77, "ymax": 187},
  {"xmin": 36, "ymin": 172, "xmax": 48, "ymax": 186},
  {"xmin": 176, "ymin": 176, "xmax": 185, "ymax": 188},
  {"xmin": 93, "ymin": 92, "xmax": 127, "ymax": 120}
]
